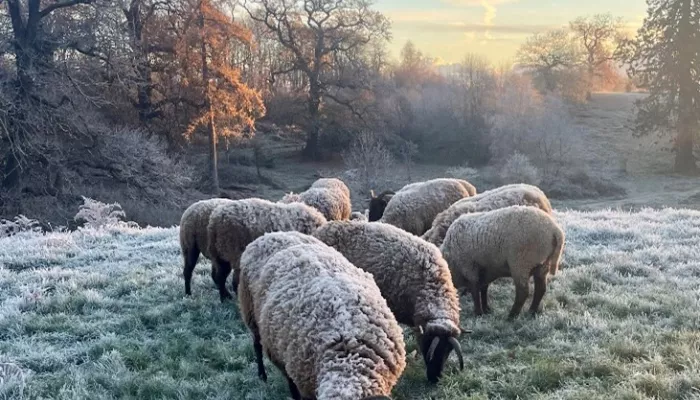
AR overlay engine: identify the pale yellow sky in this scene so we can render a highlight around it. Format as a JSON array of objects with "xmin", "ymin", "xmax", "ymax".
[{"xmin": 375, "ymin": 0, "xmax": 647, "ymax": 64}]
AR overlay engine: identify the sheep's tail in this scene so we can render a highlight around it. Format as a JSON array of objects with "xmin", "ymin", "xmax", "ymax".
[{"xmin": 547, "ymin": 225, "xmax": 565, "ymax": 275}]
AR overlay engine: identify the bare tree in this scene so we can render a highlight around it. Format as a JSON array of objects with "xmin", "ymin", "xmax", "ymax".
[
  {"xmin": 517, "ymin": 29, "xmax": 581, "ymax": 92},
  {"xmin": 570, "ymin": 13, "xmax": 624, "ymax": 98},
  {"xmin": 241, "ymin": 0, "xmax": 390, "ymax": 160}
]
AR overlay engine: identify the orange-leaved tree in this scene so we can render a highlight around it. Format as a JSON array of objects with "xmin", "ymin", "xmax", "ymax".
[{"xmin": 178, "ymin": 0, "xmax": 265, "ymax": 193}]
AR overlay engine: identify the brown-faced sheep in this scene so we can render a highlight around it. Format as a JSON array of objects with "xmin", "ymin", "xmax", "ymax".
[
  {"xmin": 238, "ymin": 232, "xmax": 406, "ymax": 400},
  {"xmin": 441, "ymin": 206, "xmax": 565, "ymax": 320}
]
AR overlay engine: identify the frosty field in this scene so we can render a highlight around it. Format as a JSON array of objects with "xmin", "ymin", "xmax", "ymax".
[{"xmin": 1, "ymin": 209, "xmax": 699, "ymax": 400}]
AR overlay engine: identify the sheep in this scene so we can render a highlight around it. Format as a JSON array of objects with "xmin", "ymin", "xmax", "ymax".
[
  {"xmin": 440, "ymin": 205, "xmax": 565, "ymax": 320},
  {"xmin": 179, "ymin": 198, "xmax": 235, "ymax": 296},
  {"xmin": 423, "ymin": 183, "xmax": 552, "ymax": 246},
  {"xmin": 280, "ymin": 178, "xmax": 352, "ymax": 221},
  {"xmin": 313, "ymin": 221, "xmax": 464, "ymax": 383},
  {"xmin": 370, "ymin": 178, "xmax": 476, "ymax": 235},
  {"xmin": 367, "ymin": 190, "xmax": 395, "ymax": 222},
  {"xmin": 310, "ymin": 177, "xmax": 351, "ymax": 199},
  {"xmin": 205, "ymin": 198, "xmax": 327, "ymax": 302},
  {"xmin": 238, "ymin": 232, "xmax": 406, "ymax": 400}
]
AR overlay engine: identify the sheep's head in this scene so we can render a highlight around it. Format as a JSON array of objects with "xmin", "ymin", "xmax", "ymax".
[
  {"xmin": 367, "ymin": 190, "xmax": 394, "ymax": 222},
  {"xmin": 420, "ymin": 333, "xmax": 464, "ymax": 383}
]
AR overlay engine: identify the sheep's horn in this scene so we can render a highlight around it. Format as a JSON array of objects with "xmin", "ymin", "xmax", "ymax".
[
  {"xmin": 448, "ymin": 337, "xmax": 464, "ymax": 370},
  {"xmin": 427, "ymin": 337, "xmax": 440, "ymax": 362}
]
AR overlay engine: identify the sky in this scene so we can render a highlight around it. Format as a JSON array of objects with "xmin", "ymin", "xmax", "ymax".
[{"xmin": 375, "ymin": 0, "xmax": 649, "ymax": 64}]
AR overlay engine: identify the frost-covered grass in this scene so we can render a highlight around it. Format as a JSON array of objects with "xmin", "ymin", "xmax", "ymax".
[{"xmin": 1, "ymin": 209, "xmax": 700, "ymax": 400}]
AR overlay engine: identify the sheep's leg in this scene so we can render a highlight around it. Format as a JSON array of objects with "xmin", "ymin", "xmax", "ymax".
[
  {"xmin": 284, "ymin": 373, "xmax": 301, "ymax": 400},
  {"xmin": 183, "ymin": 245, "xmax": 200, "ymax": 296},
  {"xmin": 214, "ymin": 258, "xmax": 233, "ymax": 302},
  {"xmin": 253, "ymin": 333, "xmax": 267, "ymax": 382},
  {"xmin": 480, "ymin": 284, "xmax": 492, "ymax": 314},
  {"xmin": 508, "ymin": 277, "xmax": 530, "ymax": 320},
  {"xmin": 469, "ymin": 281, "xmax": 484, "ymax": 316},
  {"xmin": 529, "ymin": 266, "xmax": 548, "ymax": 315},
  {"xmin": 229, "ymin": 255, "xmax": 242, "ymax": 295}
]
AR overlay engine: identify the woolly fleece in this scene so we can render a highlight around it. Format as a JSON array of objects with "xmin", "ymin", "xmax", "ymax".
[
  {"xmin": 380, "ymin": 178, "xmax": 473, "ymax": 235},
  {"xmin": 281, "ymin": 187, "xmax": 351, "ymax": 221},
  {"xmin": 238, "ymin": 236, "xmax": 406, "ymax": 400},
  {"xmin": 440, "ymin": 206, "xmax": 565, "ymax": 316},
  {"xmin": 314, "ymin": 221, "xmax": 461, "ymax": 337},
  {"xmin": 423, "ymin": 183, "xmax": 552, "ymax": 246},
  {"xmin": 206, "ymin": 198, "xmax": 327, "ymax": 297}
]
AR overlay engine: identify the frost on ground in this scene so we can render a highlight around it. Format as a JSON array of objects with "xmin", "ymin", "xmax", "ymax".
[{"xmin": 1, "ymin": 209, "xmax": 699, "ymax": 400}]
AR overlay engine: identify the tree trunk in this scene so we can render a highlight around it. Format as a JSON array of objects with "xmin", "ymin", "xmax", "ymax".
[
  {"xmin": 674, "ymin": 0, "xmax": 697, "ymax": 175},
  {"xmin": 303, "ymin": 81, "xmax": 322, "ymax": 161},
  {"xmin": 200, "ymin": 10, "xmax": 219, "ymax": 193},
  {"xmin": 2, "ymin": 154, "xmax": 21, "ymax": 190}
]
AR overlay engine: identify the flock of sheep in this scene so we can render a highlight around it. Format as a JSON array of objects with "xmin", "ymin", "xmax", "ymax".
[{"xmin": 178, "ymin": 177, "xmax": 565, "ymax": 400}]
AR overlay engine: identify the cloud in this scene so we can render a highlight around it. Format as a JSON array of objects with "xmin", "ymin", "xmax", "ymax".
[
  {"xmin": 392, "ymin": 20, "xmax": 554, "ymax": 36},
  {"xmin": 481, "ymin": 0, "xmax": 497, "ymax": 26}
]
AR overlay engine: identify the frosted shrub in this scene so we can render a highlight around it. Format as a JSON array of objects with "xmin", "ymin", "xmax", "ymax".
[
  {"xmin": 0, "ymin": 215, "xmax": 42, "ymax": 238},
  {"xmin": 74, "ymin": 196, "xmax": 137, "ymax": 229},
  {"xmin": 446, "ymin": 163, "xmax": 480, "ymax": 182},
  {"xmin": 500, "ymin": 152, "xmax": 541, "ymax": 185},
  {"xmin": 342, "ymin": 130, "xmax": 395, "ymax": 193}
]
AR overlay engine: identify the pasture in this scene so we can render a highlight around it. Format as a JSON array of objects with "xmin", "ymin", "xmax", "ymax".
[{"xmin": 1, "ymin": 207, "xmax": 699, "ymax": 399}]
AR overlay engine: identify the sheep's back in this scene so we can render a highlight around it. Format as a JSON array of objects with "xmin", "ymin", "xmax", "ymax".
[
  {"xmin": 382, "ymin": 180, "xmax": 470, "ymax": 235},
  {"xmin": 179, "ymin": 198, "xmax": 234, "ymax": 258},
  {"xmin": 252, "ymin": 245, "xmax": 406, "ymax": 398}
]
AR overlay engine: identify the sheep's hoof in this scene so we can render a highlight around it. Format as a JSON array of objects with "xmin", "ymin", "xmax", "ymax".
[
  {"xmin": 483, "ymin": 306, "xmax": 492, "ymax": 314},
  {"xmin": 258, "ymin": 370, "xmax": 268, "ymax": 382}
]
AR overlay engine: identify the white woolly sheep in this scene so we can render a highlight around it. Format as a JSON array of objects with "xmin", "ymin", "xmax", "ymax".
[
  {"xmin": 238, "ymin": 232, "xmax": 406, "ymax": 400},
  {"xmin": 313, "ymin": 221, "xmax": 464, "ymax": 383},
  {"xmin": 441, "ymin": 205, "xmax": 565, "ymax": 320},
  {"xmin": 423, "ymin": 183, "xmax": 552, "ymax": 246},
  {"xmin": 369, "ymin": 178, "xmax": 476, "ymax": 236},
  {"xmin": 205, "ymin": 198, "xmax": 327, "ymax": 302},
  {"xmin": 180, "ymin": 198, "xmax": 235, "ymax": 296}
]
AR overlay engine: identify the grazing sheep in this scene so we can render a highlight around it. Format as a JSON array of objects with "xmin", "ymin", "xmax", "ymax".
[
  {"xmin": 238, "ymin": 232, "xmax": 406, "ymax": 400},
  {"xmin": 280, "ymin": 178, "xmax": 352, "ymax": 221},
  {"xmin": 313, "ymin": 221, "xmax": 464, "ymax": 383},
  {"xmin": 310, "ymin": 177, "xmax": 351, "ymax": 199},
  {"xmin": 179, "ymin": 198, "xmax": 235, "ymax": 296},
  {"xmin": 205, "ymin": 198, "xmax": 327, "ymax": 302},
  {"xmin": 371, "ymin": 178, "xmax": 475, "ymax": 235},
  {"xmin": 367, "ymin": 190, "xmax": 395, "ymax": 222},
  {"xmin": 441, "ymin": 206, "xmax": 565, "ymax": 320},
  {"xmin": 423, "ymin": 183, "xmax": 552, "ymax": 246}
]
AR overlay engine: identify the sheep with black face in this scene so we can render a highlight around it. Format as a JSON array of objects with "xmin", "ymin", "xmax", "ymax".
[
  {"xmin": 369, "ymin": 178, "xmax": 476, "ymax": 236},
  {"xmin": 314, "ymin": 220, "xmax": 466, "ymax": 383}
]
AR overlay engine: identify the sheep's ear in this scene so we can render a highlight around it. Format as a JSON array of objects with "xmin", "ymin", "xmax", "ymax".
[{"xmin": 370, "ymin": 189, "xmax": 376, "ymax": 198}]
